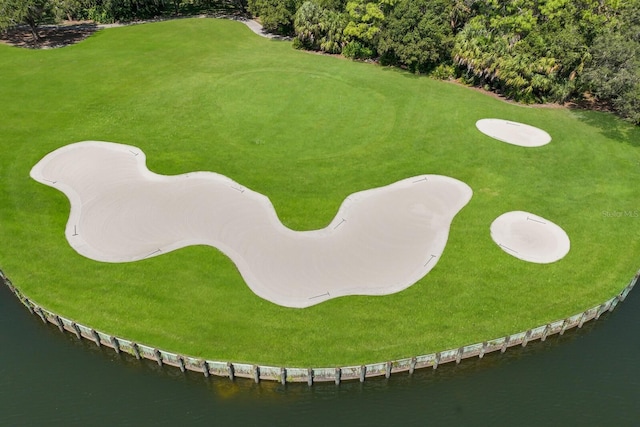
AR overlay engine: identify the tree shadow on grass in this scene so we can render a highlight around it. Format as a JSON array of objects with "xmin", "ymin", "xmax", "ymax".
[
  {"xmin": 568, "ymin": 106, "xmax": 640, "ymax": 148},
  {"xmin": 0, "ymin": 23, "xmax": 99, "ymax": 49}
]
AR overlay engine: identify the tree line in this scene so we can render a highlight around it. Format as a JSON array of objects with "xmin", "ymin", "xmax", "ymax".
[
  {"xmin": 0, "ymin": 1, "xmax": 247, "ymax": 36},
  {"xmin": 1, "ymin": 0, "xmax": 638, "ymax": 123},
  {"xmin": 279, "ymin": 0, "xmax": 639, "ymax": 124}
]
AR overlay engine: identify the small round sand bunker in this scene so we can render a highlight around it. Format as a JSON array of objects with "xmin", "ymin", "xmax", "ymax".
[
  {"xmin": 476, "ymin": 119, "xmax": 551, "ymax": 147},
  {"xmin": 490, "ymin": 211, "xmax": 570, "ymax": 264}
]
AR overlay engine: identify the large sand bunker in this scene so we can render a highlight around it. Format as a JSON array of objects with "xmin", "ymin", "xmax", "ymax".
[
  {"xmin": 490, "ymin": 211, "xmax": 570, "ymax": 263},
  {"xmin": 31, "ymin": 141, "xmax": 472, "ymax": 308},
  {"xmin": 476, "ymin": 119, "xmax": 551, "ymax": 147}
]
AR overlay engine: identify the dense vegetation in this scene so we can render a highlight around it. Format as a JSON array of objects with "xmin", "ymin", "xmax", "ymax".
[
  {"xmin": 0, "ymin": 0, "xmax": 247, "ymax": 33},
  {"xmin": 1, "ymin": 18, "xmax": 640, "ymax": 366},
  {"xmin": 1, "ymin": 0, "xmax": 638, "ymax": 122},
  {"xmin": 288, "ymin": 0, "xmax": 640, "ymax": 122}
]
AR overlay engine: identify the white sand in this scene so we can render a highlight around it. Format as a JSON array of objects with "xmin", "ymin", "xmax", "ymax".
[
  {"xmin": 490, "ymin": 211, "xmax": 570, "ymax": 264},
  {"xmin": 476, "ymin": 119, "xmax": 551, "ymax": 147},
  {"xmin": 30, "ymin": 141, "xmax": 472, "ymax": 308}
]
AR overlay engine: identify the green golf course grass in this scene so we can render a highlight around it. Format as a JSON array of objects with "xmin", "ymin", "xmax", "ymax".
[{"xmin": 2, "ymin": 18, "xmax": 640, "ymax": 367}]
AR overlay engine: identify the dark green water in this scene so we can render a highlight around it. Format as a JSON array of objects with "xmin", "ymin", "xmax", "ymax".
[{"xmin": 1, "ymin": 282, "xmax": 639, "ymax": 427}]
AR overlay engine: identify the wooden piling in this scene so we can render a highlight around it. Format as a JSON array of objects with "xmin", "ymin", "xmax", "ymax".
[
  {"xmin": 578, "ymin": 312, "xmax": 587, "ymax": 328},
  {"xmin": 620, "ymin": 288, "xmax": 629, "ymax": 302},
  {"xmin": 54, "ymin": 315, "xmax": 64, "ymax": 333},
  {"xmin": 72, "ymin": 322, "xmax": 82, "ymax": 340},
  {"xmin": 35, "ymin": 306, "xmax": 47, "ymax": 324},
  {"xmin": 500, "ymin": 336, "xmax": 510, "ymax": 353},
  {"xmin": 201, "ymin": 360, "xmax": 210, "ymax": 378},
  {"xmin": 541, "ymin": 324, "xmax": 550, "ymax": 341},
  {"xmin": 479, "ymin": 341, "xmax": 487, "ymax": 359},
  {"xmin": 227, "ymin": 362, "xmax": 235, "ymax": 381},
  {"xmin": 334, "ymin": 367, "xmax": 341, "ymax": 385},
  {"xmin": 24, "ymin": 298, "xmax": 35, "ymax": 315},
  {"xmin": 110, "ymin": 336, "xmax": 121, "ymax": 354},
  {"xmin": 595, "ymin": 304, "xmax": 606, "ymax": 320},
  {"xmin": 154, "ymin": 349, "xmax": 163, "ymax": 366},
  {"xmin": 560, "ymin": 319, "xmax": 569, "ymax": 335},
  {"xmin": 360, "ymin": 365, "xmax": 366, "ymax": 383},
  {"xmin": 409, "ymin": 357, "xmax": 417, "ymax": 375},
  {"xmin": 91, "ymin": 329, "xmax": 101, "ymax": 347},
  {"xmin": 307, "ymin": 368, "xmax": 313, "ymax": 386},
  {"xmin": 253, "ymin": 365, "xmax": 260, "ymax": 383},
  {"xmin": 131, "ymin": 342, "xmax": 141, "ymax": 360}
]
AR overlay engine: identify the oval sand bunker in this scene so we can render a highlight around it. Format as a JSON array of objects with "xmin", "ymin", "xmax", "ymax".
[
  {"xmin": 490, "ymin": 211, "xmax": 570, "ymax": 264},
  {"xmin": 476, "ymin": 119, "xmax": 551, "ymax": 147},
  {"xmin": 30, "ymin": 141, "xmax": 473, "ymax": 308}
]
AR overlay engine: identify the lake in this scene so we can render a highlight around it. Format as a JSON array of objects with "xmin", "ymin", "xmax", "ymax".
[{"xmin": 1, "ymin": 281, "xmax": 638, "ymax": 426}]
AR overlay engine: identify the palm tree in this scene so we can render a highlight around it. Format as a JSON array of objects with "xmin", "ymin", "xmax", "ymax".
[
  {"xmin": 294, "ymin": 1, "xmax": 324, "ymax": 49},
  {"xmin": 319, "ymin": 9, "xmax": 346, "ymax": 53}
]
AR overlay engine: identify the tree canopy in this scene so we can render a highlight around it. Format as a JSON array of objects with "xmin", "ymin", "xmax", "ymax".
[
  {"xmin": 377, "ymin": 0, "xmax": 453, "ymax": 73},
  {"xmin": 0, "ymin": 0, "xmax": 52, "ymax": 40}
]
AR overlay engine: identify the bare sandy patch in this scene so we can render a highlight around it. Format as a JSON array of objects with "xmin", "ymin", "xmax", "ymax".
[
  {"xmin": 476, "ymin": 119, "xmax": 551, "ymax": 147},
  {"xmin": 31, "ymin": 141, "xmax": 472, "ymax": 308},
  {"xmin": 490, "ymin": 211, "xmax": 570, "ymax": 264}
]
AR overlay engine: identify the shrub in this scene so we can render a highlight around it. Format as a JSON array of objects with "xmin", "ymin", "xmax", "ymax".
[
  {"xmin": 430, "ymin": 63, "xmax": 455, "ymax": 80},
  {"xmin": 342, "ymin": 40, "xmax": 373, "ymax": 59}
]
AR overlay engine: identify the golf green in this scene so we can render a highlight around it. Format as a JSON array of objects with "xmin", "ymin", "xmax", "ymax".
[{"xmin": 2, "ymin": 18, "xmax": 640, "ymax": 366}]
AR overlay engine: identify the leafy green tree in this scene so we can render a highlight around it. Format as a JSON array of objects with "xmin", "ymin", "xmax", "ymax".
[
  {"xmin": 0, "ymin": 0, "xmax": 52, "ymax": 40},
  {"xmin": 377, "ymin": 0, "xmax": 453, "ymax": 73},
  {"xmin": 315, "ymin": 0, "xmax": 344, "ymax": 11},
  {"xmin": 343, "ymin": 0, "xmax": 388, "ymax": 41},
  {"xmin": 583, "ymin": 30, "xmax": 640, "ymax": 123},
  {"xmin": 83, "ymin": 0, "xmax": 170, "ymax": 23},
  {"xmin": 51, "ymin": 0, "xmax": 89, "ymax": 21},
  {"xmin": 579, "ymin": 0, "xmax": 640, "ymax": 123},
  {"xmin": 342, "ymin": 0, "xmax": 395, "ymax": 57},
  {"xmin": 248, "ymin": 0, "xmax": 301, "ymax": 34}
]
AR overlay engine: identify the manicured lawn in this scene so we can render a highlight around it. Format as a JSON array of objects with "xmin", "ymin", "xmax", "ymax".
[{"xmin": 1, "ymin": 18, "xmax": 640, "ymax": 366}]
